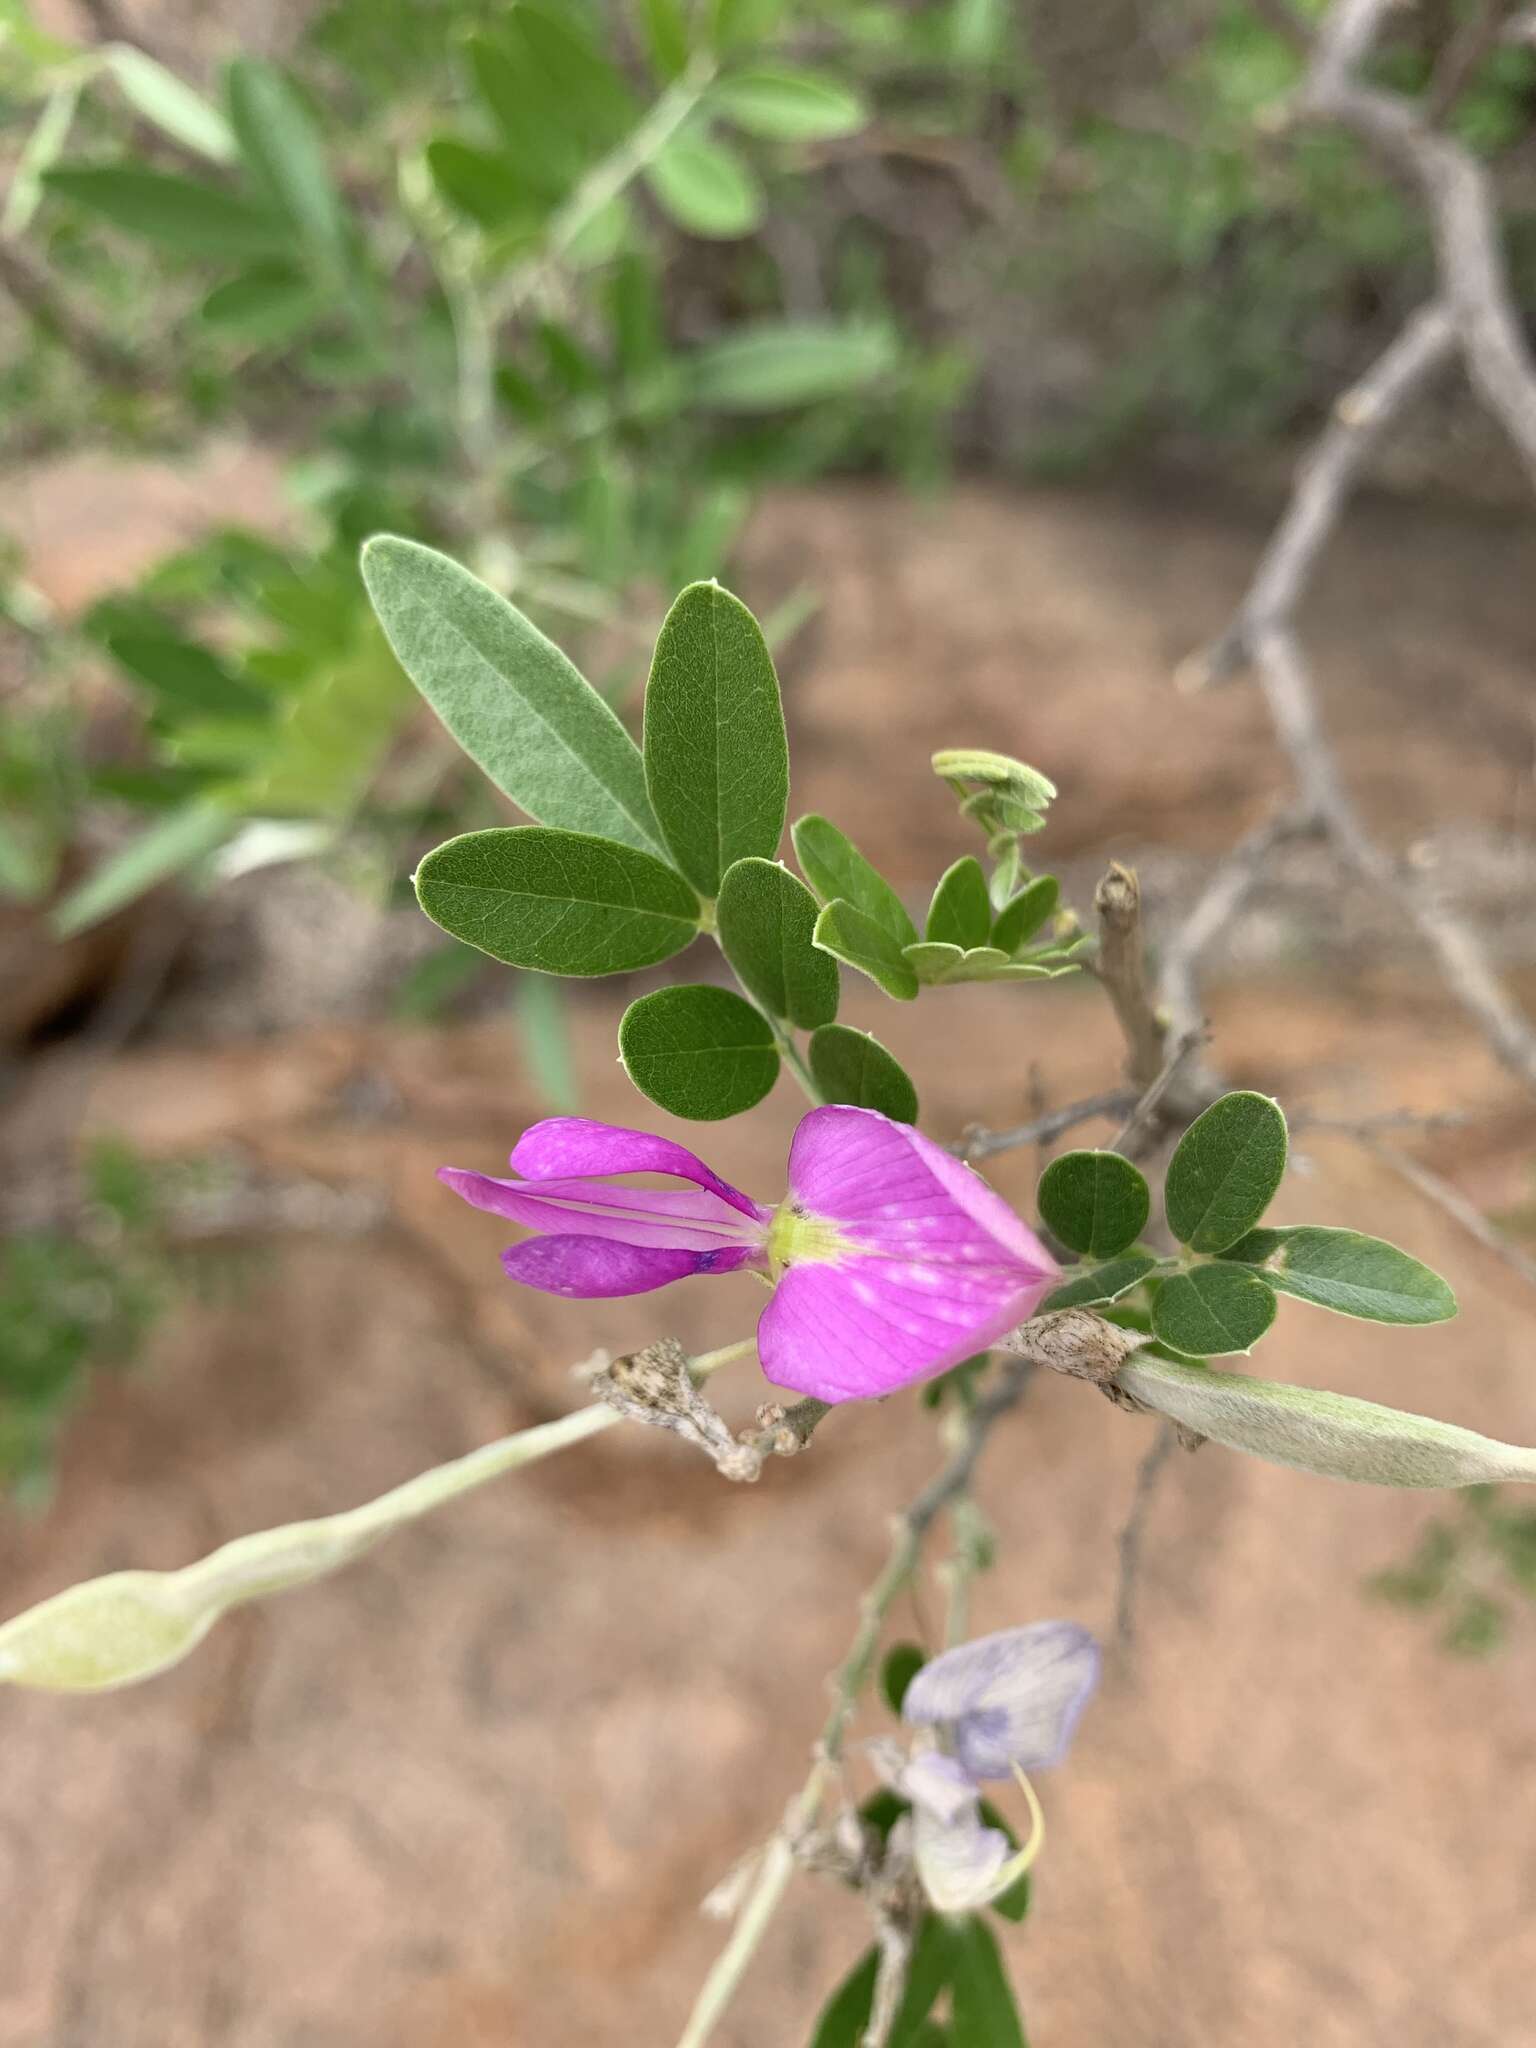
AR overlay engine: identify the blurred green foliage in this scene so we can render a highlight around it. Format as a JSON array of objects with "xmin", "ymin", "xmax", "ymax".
[
  {"xmin": 0, "ymin": 1139, "xmax": 169, "ymax": 1506},
  {"xmin": 2, "ymin": 0, "xmax": 1533, "ymax": 934},
  {"xmin": 1369, "ymin": 1486, "xmax": 1536, "ymax": 1656}
]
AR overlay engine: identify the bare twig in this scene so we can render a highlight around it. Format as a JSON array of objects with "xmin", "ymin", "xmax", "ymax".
[
  {"xmin": 676, "ymin": 1355, "xmax": 1037, "ymax": 2048},
  {"xmin": 1363, "ymin": 1138, "xmax": 1536, "ymax": 1294},
  {"xmin": 1423, "ymin": 0, "xmax": 1513, "ymax": 125},
  {"xmin": 1093, "ymin": 863, "xmax": 1167, "ymax": 1088},
  {"xmin": 960, "ymin": 1087, "xmax": 1137, "ymax": 1164},
  {"xmin": 1109, "ymin": 1026, "xmax": 1212, "ymax": 1162},
  {"xmin": 1171, "ymin": 0, "xmax": 1536, "ymax": 1097},
  {"xmin": 1115, "ymin": 1422, "xmax": 1178, "ymax": 1646},
  {"xmin": 1158, "ymin": 809, "xmax": 1314, "ymax": 1041}
]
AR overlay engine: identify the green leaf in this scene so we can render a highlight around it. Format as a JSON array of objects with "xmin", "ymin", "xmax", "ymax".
[
  {"xmin": 808, "ymin": 1024, "xmax": 919, "ymax": 1122},
  {"xmin": 425, "ymin": 138, "xmax": 529, "ymax": 229},
  {"xmin": 42, "ymin": 163, "xmax": 285, "ymax": 256},
  {"xmin": 200, "ymin": 261, "xmax": 320, "ymax": 343},
  {"xmin": 814, "ymin": 901, "xmax": 919, "ymax": 1001},
  {"xmin": 809, "ymin": 1920, "xmax": 954, "ymax": 2048},
  {"xmin": 717, "ymin": 857, "xmax": 837, "ymax": 1028},
  {"xmin": 1040, "ymin": 1253, "xmax": 1156, "ymax": 1311},
  {"xmin": 933, "ymin": 748, "xmax": 1056, "ymax": 811},
  {"xmin": 903, "ymin": 942, "xmax": 1071, "ymax": 988},
  {"xmin": 880, "ymin": 1641, "xmax": 926, "ymax": 1714},
  {"xmin": 104, "ymin": 630, "xmax": 268, "ymax": 721},
  {"xmin": 52, "ymin": 800, "xmax": 232, "ymax": 937},
  {"xmin": 1163, "ymin": 1091, "xmax": 1288, "ymax": 1253},
  {"xmin": 618, "ymin": 984, "xmax": 778, "ymax": 1119},
  {"xmin": 637, "ymin": 0, "xmax": 691, "ymax": 77},
  {"xmin": 103, "ymin": 48, "xmax": 235, "ymax": 162},
  {"xmin": 1151, "ymin": 1265, "xmax": 1277, "ymax": 1357},
  {"xmin": 926, "ymin": 856, "xmax": 992, "ymax": 949},
  {"xmin": 793, "ymin": 815, "xmax": 915, "ymax": 945},
  {"xmin": 714, "ymin": 67, "xmax": 868, "ymax": 138},
  {"xmin": 690, "ymin": 319, "xmax": 898, "ymax": 410},
  {"xmin": 948, "ymin": 1916, "xmax": 1026, "ymax": 2048},
  {"xmin": 646, "ymin": 129, "xmax": 764, "ymax": 237},
  {"xmin": 991, "ymin": 876, "xmax": 1059, "ymax": 954},
  {"xmin": 1037, "ymin": 1150, "xmax": 1150, "ymax": 1259},
  {"xmin": 1219, "ymin": 1226, "xmax": 1456, "ymax": 1325},
  {"xmin": 468, "ymin": 8, "xmax": 634, "ymax": 197},
  {"xmin": 517, "ymin": 973, "xmax": 579, "ymax": 1111},
  {"xmin": 361, "ymin": 537, "xmax": 665, "ymax": 858},
  {"xmin": 642, "ymin": 581, "xmax": 788, "ymax": 897},
  {"xmin": 810, "ymin": 1949, "xmax": 879, "ymax": 2048},
  {"xmin": 414, "ymin": 827, "xmax": 699, "ymax": 975},
  {"xmin": 225, "ymin": 58, "xmax": 352, "ymax": 284}
]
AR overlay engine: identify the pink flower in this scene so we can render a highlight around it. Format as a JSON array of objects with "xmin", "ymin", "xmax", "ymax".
[{"xmin": 439, "ymin": 1107, "xmax": 1059, "ymax": 1403}]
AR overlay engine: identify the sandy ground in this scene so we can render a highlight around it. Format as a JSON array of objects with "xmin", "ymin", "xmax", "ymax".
[{"xmin": 3, "ymin": 472, "xmax": 1536, "ymax": 2044}]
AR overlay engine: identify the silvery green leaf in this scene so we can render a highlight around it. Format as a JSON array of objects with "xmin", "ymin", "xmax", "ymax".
[
  {"xmin": 106, "ymin": 47, "xmax": 235, "ymax": 161},
  {"xmin": 1041, "ymin": 1253, "xmax": 1156, "ymax": 1311},
  {"xmin": 414, "ymin": 826, "xmax": 700, "ymax": 974},
  {"xmin": 808, "ymin": 1023, "xmax": 918, "ymax": 1122},
  {"xmin": 1037, "ymin": 1151, "xmax": 1150, "ymax": 1259},
  {"xmin": 618, "ymin": 983, "xmax": 779, "ymax": 1118},
  {"xmin": 815, "ymin": 900, "xmax": 919, "ymax": 1000},
  {"xmin": 793, "ymin": 813, "xmax": 916, "ymax": 944},
  {"xmin": 1117, "ymin": 1356, "xmax": 1536, "ymax": 1488},
  {"xmin": 642, "ymin": 581, "xmax": 788, "ymax": 898},
  {"xmin": 361, "ymin": 537, "xmax": 665, "ymax": 857},
  {"xmin": 1150, "ymin": 1265, "xmax": 1277, "ymax": 1356},
  {"xmin": 933, "ymin": 748, "xmax": 1056, "ymax": 810},
  {"xmin": 1164, "ymin": 1091, "xmax": 1288, "ymax": 1252},
  {"xmin": 716, "ymin": 857, "xmax": 838, "ymax": 1027},
  {"xmin": 925, "ymin": 856, "xmax": 992, "ymax": 949},
  {"xmin": 991, "ymin": 876, "xmax": 1058, "ymax": 954},
  {"xmin": 1219, "ymin": 1226, "xmax": 1456, "ymax": 1325}
]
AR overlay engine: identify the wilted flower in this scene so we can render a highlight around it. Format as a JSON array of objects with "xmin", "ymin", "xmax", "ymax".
[
  {"xmin": 891, "ymin": 1622, "xmax": 1099, "ymax": 1914},
  {"xmin": 439, "ymin": 1106, "xmax": 1058, "ymax": 1404}
]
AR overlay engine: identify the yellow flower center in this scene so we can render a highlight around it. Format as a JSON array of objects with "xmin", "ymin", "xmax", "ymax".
[{"xmin": 766, "ymin": 1198, "xmax": 858, "ymax": 1279}]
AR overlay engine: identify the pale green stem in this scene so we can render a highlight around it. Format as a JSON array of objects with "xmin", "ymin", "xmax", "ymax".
[{"xmin": 0, "ymin": 1339, "xmax": 755, "ymax": 1694}]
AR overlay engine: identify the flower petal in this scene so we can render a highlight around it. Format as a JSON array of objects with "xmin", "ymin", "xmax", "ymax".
[
  {"xmin": 500, "ymin": 1236, "xmax": 749, "ymax": 1298},
  {"xmin": 439, "ymin": 1167, "xmax": 764, "ymax": 1254},
  {"xmin": 910, "ymin": 1802, "xmax": 1014, "ymax": 1916},
  {"xmin": 897, "ymin": 1749, "xmax": 979, "ymax": 1825},
  {"xmin": 785, "ymin": 1106, "xmax": 1051, "ymax": 1269},
  {"xmin": 901, "ymin": 1622, "xmax": 1100, "ymax": 1777},
  {"xmin": 509, "ymin": 1117, "xmax": 766, "ymax": 1220},
  {"xmin": 757, "ymin": 1259, "xmax": 1043, "ymax": 1401},
  {"xmin": 757, "ymin": 1106, "xmax": 1058, "ymax": 1401}
]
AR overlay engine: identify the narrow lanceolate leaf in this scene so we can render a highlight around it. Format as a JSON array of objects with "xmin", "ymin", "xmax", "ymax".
[
  {"xmin": 414, "ymin": 828, "xmax": 699, "ymax": 975},
  {"xmin": 104, "ymin": 48, "xmax": 235, "ymax": 161},
  {"xmin": 1150, "ymin": 1265, "xmax": 1277, "ymax": 1357},
  {"xmin": 642, "ymin": 581, "xmax": 789, "ymax": 897},
  {"xmin": 1164, "ymin": 1091, "xmax": 1288, "ymax": 1253},
  {"xmin": 1037, "ymin": 1151, "xmax": 1150, "ymax": 1260},
  {"xmin": 361, "ymin": 537, "xmax": 664, "ymax": 857},
  {"xmin": 224, "ymin": 59, "xmax": 351, "ymax": 279},
  {"xmin": 926, "ymin": 856, "xmax": 992, "ymax": 949},
  {"xmin": 619, "ymin": 984, "xmax": 779, "ymax": 1119},
  {"xmin": 948, "ymin": 1916, "xmax": 1026, "ymax": 2048},
  {"xmin": 809, "ymin": 1024, "xmax": 919, "ymax": 1123},
  {"xmin": 1219, "ymin": 1226, "xmax": 1457, "ymax": 1325},
  {"xmin": 814, "ymin": 900, "xmax": 920, "ymax": 1001},
  {"xmin": 51, "ymin": 799, "xmax": 232, "ymax": 937},
  {"xmin": 1041, "ymin": 1253, "xmax": 1156, "ymax": 1312},
  {"xmin": 0, "ymin": 1403, "xmax": 616, "ymax": 1691},
  {"xmin": 1117, "ymin": 1356, "xmax": 1536, "ymax": 1490},
  {"xmin": 716, "ymin": 857, "xmax": 838, "ymax": 1028},
  {"xmin": 42, "ymin": 163, "xmax": 285, "ymax": 257},
  {"xmin": 991, "ymin": 876, "xmax": 1059, "ymax": 954},
  {"xmin": 793, "ymin": 814, "xmax": 916, "ymax": 945}
]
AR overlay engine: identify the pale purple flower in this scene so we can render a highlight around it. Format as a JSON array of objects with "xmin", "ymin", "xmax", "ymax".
[
  {"xmin": 892, "ymin": 1623, "xmax": 1100, "ymax": 1913},
  {"xmin": 438, "ymin": 1105, "xmax": 1058, "ymax": 1403}
]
